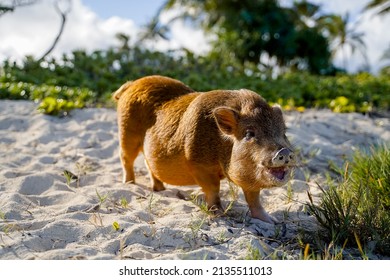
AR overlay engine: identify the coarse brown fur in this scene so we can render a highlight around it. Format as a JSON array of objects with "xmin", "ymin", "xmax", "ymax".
[{"xmin": 114, "ymin": 75, "xmax": 296, "ymax": 223}]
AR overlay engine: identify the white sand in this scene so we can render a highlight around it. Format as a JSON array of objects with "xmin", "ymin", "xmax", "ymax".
[{"xmin": 0, "ymin": 100, "xmax": 389, "ymax": 259}]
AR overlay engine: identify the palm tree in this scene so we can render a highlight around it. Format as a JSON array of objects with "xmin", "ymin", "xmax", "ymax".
[
  {"xmin": 364, "ymin": 0, "xmax": 390, "ymax": 16},
  {"xmin": 291, "ymin": 0, "xmax": 322, "ymax": 28},
  {"xmin": 318, "ymin": 13, "xmax": 367, "ymax": 70},
  {"xmin": 364, "ymin": 1, "xmax": 389, "ymax": 74}
]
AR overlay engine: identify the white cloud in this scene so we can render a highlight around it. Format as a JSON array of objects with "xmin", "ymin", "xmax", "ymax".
[
  {"xmin": 356, "ymin": 11, "xmax": 390, "ymax": 73},
  {"xmin": 0, "ymin": 0, "xmax": 138, "ymax": 61},
  {"xmin": 0, "ymin": 0, "xmax": 210, "ymax": 62},
  {"xmin": 149, "ymin": 21, "xmax": 211, "ymax": 55},
  {"xmin": 140, "ymin": 7, "xmax": 212, "ymax": 55},
  {"xmin": 310, "ymin": 0, "xmax": 369, "ymax": 15}
]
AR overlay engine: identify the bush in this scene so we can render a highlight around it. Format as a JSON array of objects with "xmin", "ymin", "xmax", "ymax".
[
  {"xmin": 307, "ymin": 144, "xmax": 390, "ymax": 257},
  {"xmin": 1, "ymin": 46, "xmax": 389, "ymax": 114},
  {"xmin": 0, "ymin": 81, "xmax": 96, "ymax": 115}
]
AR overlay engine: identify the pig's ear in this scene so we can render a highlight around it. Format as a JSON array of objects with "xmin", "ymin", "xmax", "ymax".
[
  {"xmin": 213, "ymin": 107, "xmax": 239, "ymax": 135},
  {"xmin": 272, "ymin": 104, "xmax": 284, "ymax": 119},
  {"xmin": 272, "ymin": 104, "xmax": 283, "ymax": 115}
]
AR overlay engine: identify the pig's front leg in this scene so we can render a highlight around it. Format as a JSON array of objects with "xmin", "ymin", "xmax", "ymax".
[{"xmin": 243, "ymin": 190, "xmax": 278, "ymax": 224}]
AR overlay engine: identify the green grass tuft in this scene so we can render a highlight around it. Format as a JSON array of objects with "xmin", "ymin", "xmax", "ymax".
[{"xmin": 307, "ymin": 143, "xmax": 390, "ymax": 257}]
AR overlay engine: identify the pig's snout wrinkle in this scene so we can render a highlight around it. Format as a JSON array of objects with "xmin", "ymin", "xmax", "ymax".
[{"xmin": 272, "ymin": 148, "xmax": 295, "ymax": 166}]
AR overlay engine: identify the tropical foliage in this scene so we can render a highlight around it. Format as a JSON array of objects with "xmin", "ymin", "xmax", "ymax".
[
  {"xmin": 364, "ymin": 0, "xmax": 390, "ymax": 16},
  {"xmin": 148, "ymin": 0, "xmax": 335, "ymax": 74},
  {"xmin": 1, "ymin": 44, "xmax": 389, "ymax": 115}
]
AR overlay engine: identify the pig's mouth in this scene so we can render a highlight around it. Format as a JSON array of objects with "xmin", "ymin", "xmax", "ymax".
[{"xmin": 267, "ymin": 167, "xmax": 289, "ymax": 181}]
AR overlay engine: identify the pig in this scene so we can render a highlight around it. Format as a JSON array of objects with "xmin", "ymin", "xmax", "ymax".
[{"xmin": 113, "ymin": 75, "xmax": 296, "ymax": 223}]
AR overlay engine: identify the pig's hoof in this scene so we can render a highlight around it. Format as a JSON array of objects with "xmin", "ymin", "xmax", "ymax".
[
  {"xmin": 152, "ymin": 181, "xmax": 166, "ymax": 192},
  {"xmin": 256, "ymin": 215, "xmax": 277, "ymax": 224},
  {"xmin": 251, "ymin": 209, "xmax": 278, "ymax": 224},
  {"xmin": 268, "ymin": 215, "xmax": 279, "ymax": 224},
  {"xmin": 123, "ymin": 179, "xmax": 136, "ymax": 184},
  {"xmin": 209, "ymin": 206, "xmax": 226, "ymax": 218}
]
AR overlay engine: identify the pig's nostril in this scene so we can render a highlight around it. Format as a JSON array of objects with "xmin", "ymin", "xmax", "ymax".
[{"xmin": 272, "ymin": 148, "xmax": 295, "ymax": 166}]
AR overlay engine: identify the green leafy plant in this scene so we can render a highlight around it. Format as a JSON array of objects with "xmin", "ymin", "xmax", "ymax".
[
  {"xmin": 0, "ymin": 80, "xmax": 96, "ymax": 115},
  {"xmin": 37, "ymin": 97, "xmax": 81, "ymax": 116}
]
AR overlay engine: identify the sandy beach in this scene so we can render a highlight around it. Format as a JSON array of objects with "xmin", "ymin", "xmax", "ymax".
[{"xmin": 0, "ymin": 100, "xmax": 389, "ymax": 259}]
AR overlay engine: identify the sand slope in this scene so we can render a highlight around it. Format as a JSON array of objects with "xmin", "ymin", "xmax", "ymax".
[{"xmin": 0, "ymin": 100, "xmax": 389, "ymax": 259}]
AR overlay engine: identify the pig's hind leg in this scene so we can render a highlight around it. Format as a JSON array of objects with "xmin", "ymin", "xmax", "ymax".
[
  {"xmin": 119, "ymin": 138, "xmax": 142, "ymax": 183},
  {"xmin": 144, "ymin": 159, "xmax": 166, "ymax": 192},
  {"xmin": 117, "ymin": 114, "xmax": 143, "ymax": 184}
]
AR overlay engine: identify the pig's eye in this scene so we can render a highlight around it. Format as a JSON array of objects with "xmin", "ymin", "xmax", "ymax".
[{"xmin": 245, "ymin": 129, "xmax": 255, "ymax": 140}]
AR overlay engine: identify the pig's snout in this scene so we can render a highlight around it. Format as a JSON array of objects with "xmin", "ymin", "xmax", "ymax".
[{"xmin": 272, "ymin": 148, "xmax": 296, "ymax": 167}]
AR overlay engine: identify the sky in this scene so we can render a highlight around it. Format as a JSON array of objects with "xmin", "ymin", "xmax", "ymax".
[{"xmin": 0, "ymin": 0, "xmax": 389, "ymax": 73}]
